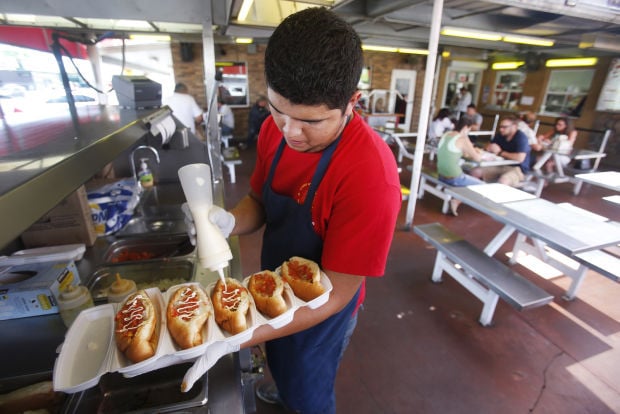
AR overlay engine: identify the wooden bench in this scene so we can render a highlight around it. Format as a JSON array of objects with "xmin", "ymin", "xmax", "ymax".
[
  {"xmin": 414, "ymin": 223, "xmax": 553, "ymax": 326},
  {"xmin": 417, "ymin": 168, "xmax": 453, "ymax": 214}
]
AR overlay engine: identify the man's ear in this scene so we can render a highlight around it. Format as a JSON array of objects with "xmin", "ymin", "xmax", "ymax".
[{"xmin": 346, "ymin": 92, "xmax": 362, "ymax": 116}]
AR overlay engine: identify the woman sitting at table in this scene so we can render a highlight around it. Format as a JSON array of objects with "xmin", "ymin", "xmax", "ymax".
[
  {"xmin": 536, "ymin": 116, "xmax": 577, "ymax": 175},
  {"xmin": 428, "ymin": 107, "xmax": 455, "ymax": 145},
  {"xmin": 436, "ymin": 116, "xmax": 484, "ymax": 216}
]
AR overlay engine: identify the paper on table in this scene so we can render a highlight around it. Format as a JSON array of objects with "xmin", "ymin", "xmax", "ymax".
[
  {"xmin": 577, "ymin": 171, "xmax": 620, "ymax": 188},
  {"xmin": 467, "ymin": 183, "xmax": 536, "ymax": 204}
]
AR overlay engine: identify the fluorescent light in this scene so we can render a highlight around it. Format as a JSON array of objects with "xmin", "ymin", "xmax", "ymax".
[
  {"xmin": 492, "ymin": 61, "xmax": 525, "ymax": 70},
  {"xmin": 115, "ymin": 19, "xmax": 152, "ymax": 30},
  {"xmin": 398, "ymin": 48, "xmax": 429, "ymax": 55},
  {"xmin": 502, "ymin": 35, "xmax": 554, "ymax": 47},
  {"xmin": 5, "ymin": 14, "xmax": 37, "ymax": 23},
  {"xmin": 235, "ymin": 37, "xmax": 253, "ymax": 44},
  {"xmin": 129, "ymin": 34, "xmax": 171, "ymax": 42},
  {"xmin": 441, "ymin": 27, "xmax": 502, "ymax": 42},
  {"xmin": 545, "ymin": 57, "xmax": 598, "ymax": 67},
  {"xmin": 362, "ymin": 45, "xmax": 398, "ymax": 52},
  {"xmin": 238, "ymin": 0, "xmax": 254, "ymax": 22}
]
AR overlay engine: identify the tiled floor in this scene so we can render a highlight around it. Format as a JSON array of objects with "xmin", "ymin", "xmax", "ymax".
[{"xmin": 222, "ymin": 142, "xmax": 620, "ymax": 414}]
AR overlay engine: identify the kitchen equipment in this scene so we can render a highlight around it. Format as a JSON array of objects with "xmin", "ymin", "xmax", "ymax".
[
  {"xmin": 178, "ymin": 164, "xmax": 232, "ymax": 279},
  {"xmin": 106, "ymin": 274, "xmax": 137, "ymax": 303},
  {"xmin": 57, "ymin": 284, "xmax": 94, "ymax": 328},
  {"xmin": 87, "ymin": 259, "xmax": 194, "ymax": 303}
]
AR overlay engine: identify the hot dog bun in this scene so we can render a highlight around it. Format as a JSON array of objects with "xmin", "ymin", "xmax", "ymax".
[
  {"xmin": 167, "ymin": 285, "xmax": 211, "ymax": 349},
  {"xmin": 281, "ymin": 256, "xmax": 325, "ymax": 301},
  {"xmin": 114, "ymin": 290, "xmax": 158, "ymax": 363},
  {"xmin": 248, "ymin": 270, "xmax": 287, "ymax": 318},
  {"xmin": 211, "ymin": 278, "xmax": 250, "ymax": 335}
]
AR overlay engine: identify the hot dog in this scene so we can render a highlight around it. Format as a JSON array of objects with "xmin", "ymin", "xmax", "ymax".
[
  {"xmin": 167, "ymin": 285, "xmax": 211, "ymax": 349},
  {"xmin": 114, "ymin": 290, "xmax": 158, "ymax": 363},
  {"xmin": 248, "ymin": 270, "xmax": 287, "ymax": 318},
  {"xmin": 280, "ymin": 256, "xmax": 325, "ymax": 301},
  {"xmin": 211, "ymin": 277, "xmax": 250, "ymax": 335}
]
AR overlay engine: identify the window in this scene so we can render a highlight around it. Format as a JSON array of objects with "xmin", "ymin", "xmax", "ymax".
[
  {"xmin": 215, "ymin": 61, "xmax": 249, "ymax": 107},
  {"xmin": 443, "ymin": 68, "xmax": 480, "ymax": 108},
  {"xmin": 542, "ymin": 69, "xmax": 594, "ymax": 117},
  {"xmin": 491, "ymin": 71, "xmax": 524, "ymax": 110}
]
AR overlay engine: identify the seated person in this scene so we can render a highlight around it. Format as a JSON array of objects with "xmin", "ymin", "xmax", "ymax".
[
  {"xmin": 464, "ymin": 104, "xmax": 483, "ymax": 131},
  {"xmin": 217, "ymin": 99, "xmax": 235, "ymax": 137},
  {"xmin": 242, "ymin": 96, "xmax": 270, "ymax": 149},
  {"xmin": 436, "ymin": 116, "xmax": 484, "ymax": 216},
  {"xmin": 463, "ymin": 103, "xmax": 483, "ymax": 144},
  {"xmin": 517, "ymin": 111, "xmax": 540, "ymax": 167},
  {"xmin": 470, "ymin": 115, "xmax": 531, "ymax": 187},
  {"xmin": 536, "ymin": 116, "xmax": 577, "ymax": 175},
  {"xmin": 428, "ymin": 107, "xmax": 454, "ymax": 145}
]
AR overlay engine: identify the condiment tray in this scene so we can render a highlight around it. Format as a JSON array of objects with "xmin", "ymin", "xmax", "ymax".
[{"xmin": 54, "ymin": 271, "xmax": 332, "ymax": 393}]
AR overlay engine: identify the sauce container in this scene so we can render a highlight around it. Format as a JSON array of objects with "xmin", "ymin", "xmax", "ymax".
[
  {"xmin": 106, "ymin": 273, "xmax": 137, "ymax": 303},
  {"xmin": 57, "ymin": 285, "xmax": 94, "ymax": 328}
]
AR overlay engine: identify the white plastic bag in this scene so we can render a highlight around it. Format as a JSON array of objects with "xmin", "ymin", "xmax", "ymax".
[{"xmin": 87, "ymin": 179, "xmax": 140, "ymax": 236}]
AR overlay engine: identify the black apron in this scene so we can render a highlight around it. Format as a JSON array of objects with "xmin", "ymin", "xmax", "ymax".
[{"xmin": 261, "ymin": 137, "xmax": 361, "ymax": 414}]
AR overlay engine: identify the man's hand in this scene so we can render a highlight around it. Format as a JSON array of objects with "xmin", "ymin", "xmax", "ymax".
[
  {"xmin": 487, "ymin": 142, "xmax": 502, "ymax": 155},
  {"xmin": 182, "ymin": 203, "xmax": 235, "ymax": 245}
]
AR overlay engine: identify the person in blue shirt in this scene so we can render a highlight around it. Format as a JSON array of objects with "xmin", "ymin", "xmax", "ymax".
[{"xmin": 470, "ymin": 115, "xmax": 530, "ymax": 187}]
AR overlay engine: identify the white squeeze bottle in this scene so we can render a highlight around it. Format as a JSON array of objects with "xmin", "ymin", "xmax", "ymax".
[{"xmin": 178, "ymin": 163, "xmax": 232, "ymax": 282}]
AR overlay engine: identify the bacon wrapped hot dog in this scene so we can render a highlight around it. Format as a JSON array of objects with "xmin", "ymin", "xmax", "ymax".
[
  {"xmin": 167, "ymin": 285, "xmax": 211, "ymax": 349},
  {"xmin": 248, "ymin": 270, "xmax": 287, "ymax": 318},
  {"xmin": 114, "ymin": 290, "xmax": 158, "ymax": 363},
  {"xmin": 211, "ymin": 278, "xmax": 250, "ymax": 335},
  {"xmin": 281, "ymin": 256, "xmax": 325, "ymax": 301}
]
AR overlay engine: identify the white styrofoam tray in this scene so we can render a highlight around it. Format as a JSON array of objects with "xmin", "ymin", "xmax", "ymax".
[{"xmin": 53, "ymin": 272, "xmax": 332, "ymax": 393}]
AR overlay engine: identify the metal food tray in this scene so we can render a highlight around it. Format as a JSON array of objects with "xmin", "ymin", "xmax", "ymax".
[
  {"xmin": 102, "ymin": 235, "xmax": 194, "ymax": 263},
  {"xmin": 88, "ymin": 259, "xmax": 194, "ymax": 302},
  {"xmin": 61, "ymin": 362, "xmax": 208, "ymax": 413}
]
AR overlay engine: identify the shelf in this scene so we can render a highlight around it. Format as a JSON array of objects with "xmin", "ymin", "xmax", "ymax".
[{"xmin": 0, "ymin": 105, "xmax": 166, "ymax": 249}]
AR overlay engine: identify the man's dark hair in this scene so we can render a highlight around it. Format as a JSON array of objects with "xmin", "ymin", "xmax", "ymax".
[
  {"xmin": 455, "ymin": 115, "xmax": 474, "ymax": 131},
  {"xmin": 467, "ymin": 103, "xmax": 477, "ymax": 110},
  {"xmin": 264, "ymin": 7, "xmax": 363, "ymax": 112},
  {"xmin": 502, "ymin": 115, "xmax": 519, "ymax": 125},
  {"xmin": 175, "ymin": 83, "xmax": 188, "ymax": 93}
]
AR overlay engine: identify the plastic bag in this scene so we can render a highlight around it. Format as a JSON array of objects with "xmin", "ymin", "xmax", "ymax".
[{"xmin": 87, "ymin": 179, "xmax": 140, "ymax": 236}]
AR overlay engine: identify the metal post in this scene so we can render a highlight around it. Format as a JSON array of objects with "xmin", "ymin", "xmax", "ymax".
[{"xmin": 404, "ymin": 0, "xmax": 444, "ymax": 229}]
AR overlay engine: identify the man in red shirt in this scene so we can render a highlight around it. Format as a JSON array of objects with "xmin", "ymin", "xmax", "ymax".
[{"xmin": 190, "ymin": 7, "xmax": 401, "ymax": 413}]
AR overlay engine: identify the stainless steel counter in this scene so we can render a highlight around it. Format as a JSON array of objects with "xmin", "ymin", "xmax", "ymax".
[
  {"xmin": 0, "ymin": 106, "xmax": 248, "ymax": 412},
  {"xmin": 0, "ymin": 105, "xmax": 167, "ymax": 249}
]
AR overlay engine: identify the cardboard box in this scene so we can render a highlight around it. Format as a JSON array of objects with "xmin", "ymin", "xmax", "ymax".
[
  {"xmin": 21, "ymin": 185, "xmax": 97, "ymax": 247},
  {"xmin": 0, "ymin": 261, "xmax": 81, "ymax": 320}
]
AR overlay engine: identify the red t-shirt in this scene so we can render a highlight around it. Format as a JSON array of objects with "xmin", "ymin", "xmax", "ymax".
[{"xmin": 251, "ymin": 113, "xmax": 401, "ymax": 306}]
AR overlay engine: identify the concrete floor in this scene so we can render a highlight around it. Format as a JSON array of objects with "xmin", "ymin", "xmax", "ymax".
[{"xmin": 222, "ymin": 141, "xmax": 620, "ymax": 414}]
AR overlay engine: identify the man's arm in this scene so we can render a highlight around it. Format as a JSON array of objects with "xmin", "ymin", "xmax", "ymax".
[
  {"xmin": 229, "ymin": 191, "xmax": 266, "ymax": 236},
  {"xmin": 499, "ymin": 148, "xmax": 526, "ymax": 163}
]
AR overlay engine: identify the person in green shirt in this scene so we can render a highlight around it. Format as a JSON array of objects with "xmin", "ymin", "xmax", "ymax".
[{"xmin": 436, "ymin": 116, "xmax": 484, "ymax": 215}]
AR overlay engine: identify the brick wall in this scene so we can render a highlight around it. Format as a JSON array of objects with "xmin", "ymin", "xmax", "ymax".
[{"xmin": 170, "ymin": 42, "xmax": 428, "ymax": 138}]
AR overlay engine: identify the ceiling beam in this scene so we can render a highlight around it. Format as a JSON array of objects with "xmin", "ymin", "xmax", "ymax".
[{"xmin": 479, "ymin": 0, "xmax": 620, "ymax": 24}]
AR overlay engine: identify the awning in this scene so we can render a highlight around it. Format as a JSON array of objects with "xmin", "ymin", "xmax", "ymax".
[{"xmin": 0, "ymin": 26, "xmax": 88, "ymax": 59}]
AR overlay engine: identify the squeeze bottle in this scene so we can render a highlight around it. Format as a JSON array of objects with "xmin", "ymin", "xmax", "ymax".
[
  {"xmin": 178, "ymin": 163, "xmax": 232, "ymax": 280},
  {"xmin": 138, "ymin": 158, "xmax": 154, "ymax": 188}
]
